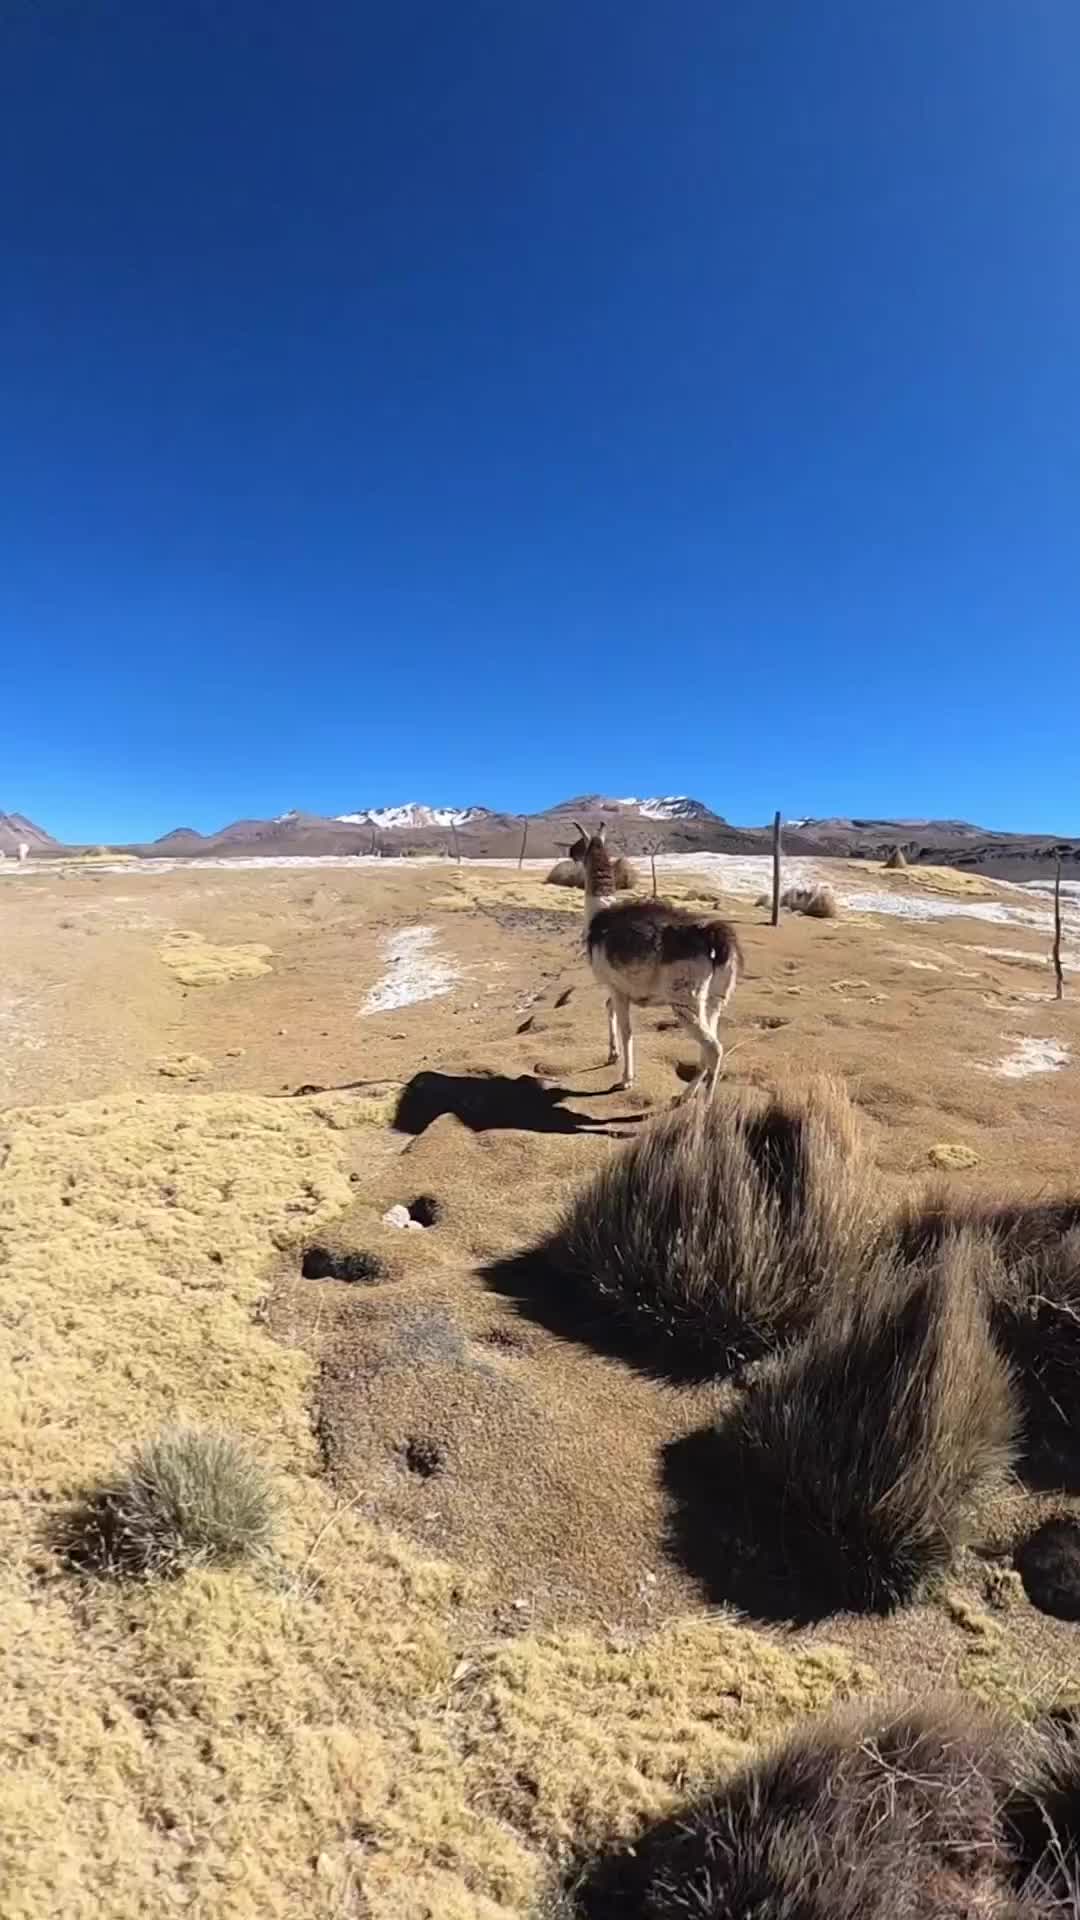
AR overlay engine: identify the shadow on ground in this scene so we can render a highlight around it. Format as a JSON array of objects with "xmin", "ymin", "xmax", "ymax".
[
  {"xmin": 661, "ymin": 1424, "xmax": 879, "ymax": 1626},
  {"xmin": 394, "ymin": 1068, "xmax": 647, "ymax": 1138},
  {"xmin": 483, "ymin": 1245, "xmax": 726, "ymax": 1386}
]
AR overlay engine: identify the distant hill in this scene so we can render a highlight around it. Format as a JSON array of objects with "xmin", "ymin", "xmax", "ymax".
[
  {"xmin": 0, "ymin": 812, "xmax": 57, "ymax": 855},
  {"xmin": 20, "ymin": 795, "xmax": 1080, "ymax": 880}
]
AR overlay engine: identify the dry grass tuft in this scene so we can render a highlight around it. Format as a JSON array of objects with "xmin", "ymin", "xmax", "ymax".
[
  {"xmin": 568, "ymin": 1699, "xmax": 1024, "ymax": 1918},
  {"xmin": 156, "ymin": 1052, "xmax": 212, "ymax": 1079},
  {"xmin": 159, "ymin": 929, "xmax": 273, "ymax": 985},
  {"xmin": 552, "ymin": 1078, "xmax": 879, "ymax": 1372},
  {"xmin": 1006, "ymin": 1712, "xmax": 1080, "ymax": 1908},
  {"xmin": 729, "ymin": 1235, "xmax": 1019, "ymax": 1611},
  {"xmin": 885, "ymin": 844, "xmax": 909, "ymax": 869},
  {"xmin": 59, "ymin": 1426, "xmax": 277, "ymax": 1577},
  {"xmin": 893, "ymin": 1192, "xmax": 1080, "ymax": 1488},
  {"xmin": 781, "ymin": 882, "xmax": 840, "ymax": 919}
]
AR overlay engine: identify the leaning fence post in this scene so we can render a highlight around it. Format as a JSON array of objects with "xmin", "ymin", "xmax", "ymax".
[
  {"xmin": 1054, "ymin": 857, "xmax": 1065, "ymax": 1000},
  {"xmin": 771, "ymin": 811, "xmax": 783, "ymax": 926}
]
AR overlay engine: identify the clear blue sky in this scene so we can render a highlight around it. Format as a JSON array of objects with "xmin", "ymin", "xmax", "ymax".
[{"xmin": 3, "ymin": 2, "xmax": 1078, "ymax": 843}]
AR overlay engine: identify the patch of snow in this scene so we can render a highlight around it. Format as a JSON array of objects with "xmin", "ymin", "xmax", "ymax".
[
  {"xmin": 639, "ymin": 796, "xmax": 709, "ymax": 821},
  {"xmin": 273, "ymin": 810, "xmax": 299, "ymax": 825},
  {"xmin": 907, "ymin": 959, "xmax": 942, "ymax": 971},
  {"xmin": 335, "ymin": 803, "xmax": 484, "ymax": 830},
  {"xmin": 980, "ymin": 1035, "xmax": 1071, "ymax": 1080},
  {"xmin": 360, "ymin": 926, "xmax": 459, "ymax": 1015}
]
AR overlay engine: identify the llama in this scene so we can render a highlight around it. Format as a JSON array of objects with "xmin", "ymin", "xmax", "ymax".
[
  {"xmin": 569, "ymin": 822, "xmax": 741, "ymax": 1097},
  {"xmin": 16, "ymin": 841, "xmax": 29, "ymax": 865}
]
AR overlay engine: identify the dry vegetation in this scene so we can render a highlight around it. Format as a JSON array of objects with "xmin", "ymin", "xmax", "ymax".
[
  {"xmin": 728, "ymin": 1235, "xmax": 1018, "ymax": 1612},
  {"xmin": 551, "ymin": 1078, "xmax": 879, "ymax": 1372},
  {"xmin": 59, "ymin": 1425, "xmax": 277, "ymax": 1578},
  {"xmin": 568, "ymin": 1699, "xmax": 1080, "ymax": 1917},
  {"xmin": 4, "ymin": 854, "xmax": 1080, "ymax": 1916}
]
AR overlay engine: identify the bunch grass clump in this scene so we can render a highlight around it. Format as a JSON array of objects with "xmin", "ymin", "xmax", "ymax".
[
  {"xmin": 569, "ymin": 1700, "xmax": 1027, "ymax": 1918},
  {"xmin": 60, "ymin": 1425, "xmax": 277, "ymax": 1578},
  {"xmin": 728, "ymin": 1235, "xmax": 1019, "ymax": 1611},
  {"xmin": 894, "ymin": 1191, "xmax": 1080, "ymax": 1487},
  {"xmin": 553, "ymin": 1079, "xmax": 877, "ymax": 1372}
]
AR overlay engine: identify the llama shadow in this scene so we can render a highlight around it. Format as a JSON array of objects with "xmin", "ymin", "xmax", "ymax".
[
  {"xmin": 661, "ymin": 1424, "xmax": 863, "ymax": 1625},
  {"xmin": 483, "ymin": 1244, "xmax": 727, "ymax": 1385},
  {"xmin": 393, "ymin": 1069, "xmax": 646, "ymax": 1138}
]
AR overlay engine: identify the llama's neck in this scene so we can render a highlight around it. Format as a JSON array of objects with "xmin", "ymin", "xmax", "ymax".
[{"xmin": 582, "ymin": 848, "xmax": 616, "ymax": 923}]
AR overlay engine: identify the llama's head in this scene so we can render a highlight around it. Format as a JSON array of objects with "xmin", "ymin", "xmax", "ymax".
[
  {"xmin": 569, "ymin": 820, "xmax": 606, "ymax": 864},
  {"xmin": 570, "ymin": 821, "xmax": 617, "ymax": 900}
]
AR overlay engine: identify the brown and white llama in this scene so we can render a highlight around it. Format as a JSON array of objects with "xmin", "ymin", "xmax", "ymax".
[{"xmin": 569, "ymin": 822, "xmax": 741, "ymax": 1098}]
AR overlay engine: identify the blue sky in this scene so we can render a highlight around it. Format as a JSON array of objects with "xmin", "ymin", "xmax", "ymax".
[{"xmin": 2, "ymin": 2, "xmax": 1078, "ymax": 843}]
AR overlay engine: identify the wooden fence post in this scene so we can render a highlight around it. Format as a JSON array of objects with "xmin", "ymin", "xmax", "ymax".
[
  {"xmin": 451, "ymin": 822, "xmax": 461, "ymax": 865},
  {"xmin": 771, "ymin": 811, "xmax": 782, "ymax": 926},
  {"xmin": 1054, "ymin": 858, "xmax": 1065, "ymax": 1000},
  {"xmin": 518, "ymin": 817, "xmax": 529, "ymax": 869}
]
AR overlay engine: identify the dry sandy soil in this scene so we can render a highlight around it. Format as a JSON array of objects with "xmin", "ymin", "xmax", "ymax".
[{"xmin": 3, "ymin": 852, "xmax": 1080, "ymax": 1918}]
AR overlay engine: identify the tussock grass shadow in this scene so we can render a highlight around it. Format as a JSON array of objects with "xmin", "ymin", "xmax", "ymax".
[
  {"xmin": 394, "ymin": 1068, "xmax": 646, "ymax": 1138},
  {"xmin": 483, "ymin": 1246, "xmax": 727, "ymax": 1385}
]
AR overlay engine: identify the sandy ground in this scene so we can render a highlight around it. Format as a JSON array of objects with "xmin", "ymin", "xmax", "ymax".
[{"xmin": 4, "ymin": 852, "xmax": 1080, "ymax": 1917}]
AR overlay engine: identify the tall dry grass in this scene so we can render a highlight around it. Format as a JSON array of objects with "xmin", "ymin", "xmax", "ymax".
[
  {"xmin": 553, "ymin": 1079, "xmax": 878, "ymax": 1372},
  {"xmin": 729, "ymin": 1235, "xmax": 1019, "ymax": 1611}
]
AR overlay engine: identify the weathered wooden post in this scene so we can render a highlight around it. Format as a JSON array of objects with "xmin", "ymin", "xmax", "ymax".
[
  {"xmin": 771, "ymin": 811, "xmax": 782, "ymax": 926},
  {"xmin": 1054, "ymin": 858, "xmax": 1065, "ymax": 1000},
  {"xmin": 518, "ymin": 817, "xmax": 529, "ymax": 869}
]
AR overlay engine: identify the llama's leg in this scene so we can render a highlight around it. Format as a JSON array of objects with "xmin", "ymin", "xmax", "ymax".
[
  {"xmin": 613, "ymin": 991, "xmax": 634, "ymax": 1089},
  {"xmin": 703, "ymin": 974, "xmax": 731, "ymax": 1097},
  {"xmin": 605, "ymin": 995, "xmax": 618, "ymax": 1066},
  {"xmin": 673, "ymin": 984, "xmax": 720, "ymax": 1101}
]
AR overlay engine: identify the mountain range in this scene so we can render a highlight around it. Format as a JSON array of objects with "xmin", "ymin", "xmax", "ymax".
[{"xmin": 5, "ymin": 799, "xmax": 1080, "ymax": 879}]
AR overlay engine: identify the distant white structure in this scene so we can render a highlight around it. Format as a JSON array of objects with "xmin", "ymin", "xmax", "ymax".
[{"xmin": 16, "ymin": 841, "xmax": 29, "ymax": 864}]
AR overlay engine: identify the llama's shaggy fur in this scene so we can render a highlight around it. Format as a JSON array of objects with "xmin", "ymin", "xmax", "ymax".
[
  {"xmin": 780, "ymin": 882, "xmax": 840, "ymax": 919},
  {"xmin": 571, "ymin": 823, "xmax": 740, "ymax": 1096},
  {"xmin": 545, "ymin": 855, "xmax": 636, "ymax": 890}
]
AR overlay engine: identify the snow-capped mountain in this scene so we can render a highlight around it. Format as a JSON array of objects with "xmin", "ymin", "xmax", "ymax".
[
  {"xmin": 636, "ymin": 796, "xmax": 712, "ymax": 822},
  {"xmin": 548, "ymin": 795, "xmax": 714, "ymax": 822},
  {"xmin": 333, "ymin": 803, "xmax": 490, "ymax": 830}
]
